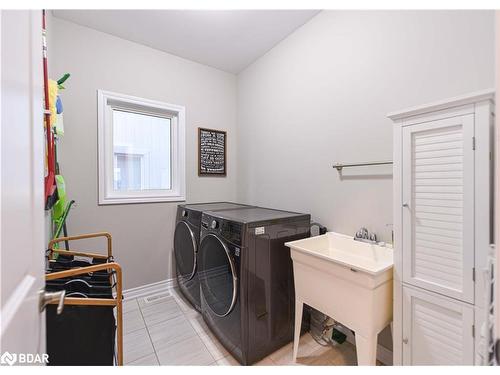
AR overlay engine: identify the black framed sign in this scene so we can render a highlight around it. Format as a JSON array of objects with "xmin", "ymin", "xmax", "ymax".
[{"xmin": 198, "ymin": 127, "xmax": 226, "ymax": 176}]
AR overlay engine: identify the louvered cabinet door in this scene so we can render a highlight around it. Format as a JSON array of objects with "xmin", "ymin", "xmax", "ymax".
[
  {"xmin": 402, "ymin": 286, "xmax": 474, "ymax": 365},
  {"xmin": 402, "ymin": 114, "xmax": 474, "ymax": 303}
]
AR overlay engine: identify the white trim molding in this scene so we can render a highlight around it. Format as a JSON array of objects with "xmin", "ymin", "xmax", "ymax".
[
  {"xmin": 387, "ymin": 88, "xmax": 494, "ymax": 121},
  {"xmin": 97, "ymin": 90, "xmax": 186, "ymax": 205},
  {"xmin": 123, "ymin": 278, "xmax": 177, "ymax": 300}
]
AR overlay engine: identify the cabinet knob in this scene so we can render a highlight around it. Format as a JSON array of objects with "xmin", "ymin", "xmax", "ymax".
[
  {"xmin": 402, "ymin": 202, "xmax": 409, "ymax": 208},
  {"xmin": 402, "ymin": 338, "xmax": 409, "ymax": 344}
]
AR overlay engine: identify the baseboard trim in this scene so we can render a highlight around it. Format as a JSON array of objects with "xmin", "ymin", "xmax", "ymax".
[{"xmin": 123, "ymin": 278, "xmax": 176, "ymax": 300}]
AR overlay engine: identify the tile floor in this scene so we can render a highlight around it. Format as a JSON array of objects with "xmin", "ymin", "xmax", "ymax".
[{"xmin": 122, "ymin": 287, "xmax": 362, "ymax": 366}]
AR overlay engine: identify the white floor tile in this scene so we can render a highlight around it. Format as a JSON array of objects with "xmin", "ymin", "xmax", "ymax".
[
  {"xmin": 148, "ymin": 314, "xmax": 198, "ymax": 352},
  {"xmin": 307, "ymin": 344, "xmax": 350, "ymax": 366},
  {"xmin": 122, "ymin": 298, "xmax": 140, "ymax": 314},
  {"xmin": 268, "ymin": 335, "xmax": 320, "ymax": 365},
  {"xmin": 267, "ymin": 342, "xmax": 294, "ymax": 365},
  {"xmin": 186, "ymin": 313, "xmax": 210, "ymax": 335},
  {"xmin": 170, "ymin": 287, "xmax": 196, "ymax": 313},
  {"xmin": 127, "ymin": 353, "xmax": 159, "ymax": 366},
  {"xmin": 123, "ymin": 328, "xmax": 155, "ymax": 364},
  {"xmin": 254, "ymin": 356, "xmax": 275, "ymax": 366},
  {"xmin": 198, "ymin": 331, "xmax": 229, "ymax": 361},
  {"xmin": 155, "ymin": 335, "xmax": 215, "ymax": 365},
  {"xmin": 184, "ymin": 308, "xmax": 201, "ymax": 319},
  {"xmin": 122, "ymin": 289, "xmax": 360, "ymax": 367},
  {"xmin": 140, "ymin": 298, "xmax": 183, "ymax": 326},
  {"xmin": 268, "ymin": 333, "xmax": 345, "ymax": 366},
  {"xmin": 216, "ymin": 355, "xmax": 240, "ymax": 366},
  {"xmin": 123, "ymin": 308, "xmax": 146, "ymax": 334}
]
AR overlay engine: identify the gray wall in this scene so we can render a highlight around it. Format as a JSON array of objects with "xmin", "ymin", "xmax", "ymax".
[
  {"xmin": 236, "ymin": 10, "xmax": 495, "ymax": 243},
  {"xmin": 48, "ymin": 15, "xmax": 237, "ymax": 289},
  {"xmin": 235, "ymin": 10, "xmax": 494, "ymax": 352}
]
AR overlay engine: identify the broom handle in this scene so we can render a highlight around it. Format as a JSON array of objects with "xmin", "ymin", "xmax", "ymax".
[{"xmin": 42, "ymin": 10, "xmax": 55, "ymax": 202}]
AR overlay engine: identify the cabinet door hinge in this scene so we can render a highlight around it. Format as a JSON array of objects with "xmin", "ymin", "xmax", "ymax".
[
  {"xmin": 472, "ymin": 136, "xmax": 476, "ymax": 150},
  {"xmin": 472, "ymin": 324, "xmax": 475, "ymax": 338},
  {"xmin": 472, "ymin": 267, "xmax": 475, "ymax": 281}
]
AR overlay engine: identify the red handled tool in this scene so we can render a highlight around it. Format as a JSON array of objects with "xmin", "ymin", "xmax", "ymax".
[{"xmin": 43, "ymin": 9, "xmax": 57, "ymax": 209}]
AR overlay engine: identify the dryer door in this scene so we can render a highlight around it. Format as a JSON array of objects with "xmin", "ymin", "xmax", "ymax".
[
  {"xmin": 199, "ymin": 233, "xmax": 238, "ymax": 317},
  {"xmin": 174, "ymin": 221, "xmax": 197, "ymax": 280}
]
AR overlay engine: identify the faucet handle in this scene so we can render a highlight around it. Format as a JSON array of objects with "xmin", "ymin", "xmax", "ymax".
[
  {"xmin": 355, "ymin": 228, "xmax": 365, "ymax": 238},
  {"xmin": 369, "ymin": 233, "xmax": 377, "ymax": 242}
]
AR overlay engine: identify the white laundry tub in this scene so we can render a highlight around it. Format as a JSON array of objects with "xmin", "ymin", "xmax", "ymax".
[{"xmin": 285, "ymin": 232, "xmax": 393, "ymax": 365}]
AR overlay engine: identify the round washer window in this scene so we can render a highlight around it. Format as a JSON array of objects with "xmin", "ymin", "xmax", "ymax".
[
  {"xmin": 174, "ymin": 221, "xmax": 197, "ymax": 280},
  {"xmin": 198, "ymin": 234, "xmax": 237, "ymax": 317}
]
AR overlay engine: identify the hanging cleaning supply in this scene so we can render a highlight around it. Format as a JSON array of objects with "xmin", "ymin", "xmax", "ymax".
[
  {"xmin": 55, "ymin": 95, "xmax": 63, "ymax": 114},
  {"xmin": 48, "ymin": 79, "xmax": 58, "ymax": 126},
  {"xmin": 55, "ymin": 114, "xmax": 64, "ymax": 136},
  {"xmin": 54, "ymin": 96, "xmax": 64, "ymax": 135},
  {"xmin": 52, "ymin": 175, "xmax": 67, "ymax": 223},
  {"xmin": 57, "ymin": 73, "xmax": 70, "ymax": 89}
]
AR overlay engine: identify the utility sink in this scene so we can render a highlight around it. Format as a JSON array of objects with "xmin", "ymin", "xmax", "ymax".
[{"xmin": 285, "ymin": 232, "xmax": 394, "ymax": 365}]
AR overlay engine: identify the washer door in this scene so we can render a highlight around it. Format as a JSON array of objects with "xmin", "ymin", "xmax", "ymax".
[
  {"xmin": 174, "ymin": 221, "xmax": 197, "ymax": 280},
  {"xmin": 198, "ymin": 233, "xmax": 238, "ymax": 317}
]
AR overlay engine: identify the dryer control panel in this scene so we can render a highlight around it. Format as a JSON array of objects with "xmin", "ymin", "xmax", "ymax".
[{"xmin": 201, "ymin": 214, "xmax": 243, "ymax": 246}]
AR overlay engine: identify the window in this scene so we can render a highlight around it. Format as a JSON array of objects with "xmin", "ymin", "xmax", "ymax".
[
  {"xmin": 98, "ymin": 90, "xmax": 185, "ymax": 204},
  {"xmin": 112, "ymin": 110, "xmax": 171, "ymax": 191}
]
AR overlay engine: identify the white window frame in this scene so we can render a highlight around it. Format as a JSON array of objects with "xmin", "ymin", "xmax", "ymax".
[{"xmin": 97, "ymin": 90, "xmax": 185, "ymax": 205}]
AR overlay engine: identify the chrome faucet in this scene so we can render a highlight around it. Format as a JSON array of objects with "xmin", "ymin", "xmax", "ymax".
[{"xmin": 354, "ymin": 227, "xmax": 378, "ymax": 244}]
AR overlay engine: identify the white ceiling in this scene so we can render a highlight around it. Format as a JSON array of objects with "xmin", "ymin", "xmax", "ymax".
[{"xmin": 52, "ymin": 10, "xmax": 320, "ymax": 74}]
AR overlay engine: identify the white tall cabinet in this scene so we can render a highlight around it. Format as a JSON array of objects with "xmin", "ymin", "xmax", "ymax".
[{"xmin": 389, "ymin": 90, "xmax": 494, "ymax": 365}]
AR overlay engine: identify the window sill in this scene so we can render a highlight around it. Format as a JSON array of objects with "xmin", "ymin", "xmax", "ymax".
[{"xmin": 98, "ymin": 195, "xmax": 186, "ymax": 205}]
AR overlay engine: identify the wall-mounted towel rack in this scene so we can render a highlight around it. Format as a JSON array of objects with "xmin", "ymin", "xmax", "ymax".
[{"xmin": 333, "ymin": 160, "xmax": 393, "ymax": 172}]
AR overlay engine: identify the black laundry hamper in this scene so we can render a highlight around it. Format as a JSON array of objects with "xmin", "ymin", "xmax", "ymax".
[
  {"xmin": 46, "ymin": 232, "xmax": 123, "ymax": 365},
  {"xmin": 45, "ymin": 255, "xmax": 117, "ymax": 366},
  {"xmin": 46, "ymin": 304, "xmax": 116, "ymax": 366}
]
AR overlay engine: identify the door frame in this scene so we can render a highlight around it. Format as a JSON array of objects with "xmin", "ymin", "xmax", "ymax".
[{"xmin": 0, "ymin": 9, "xmax": 46, "ymax": 359}]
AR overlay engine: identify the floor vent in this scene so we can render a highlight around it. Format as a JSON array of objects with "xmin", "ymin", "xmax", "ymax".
[{"xmin": 142, "ymin": 291, "xmax": 171, "ymax": 304}]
